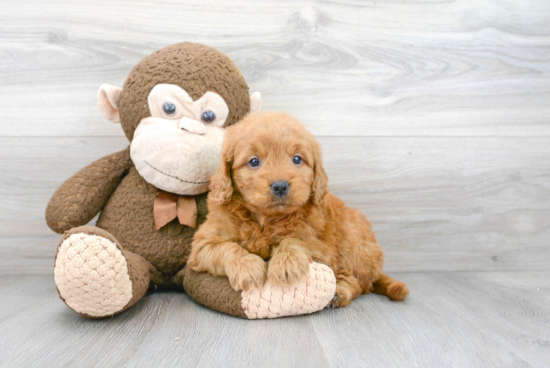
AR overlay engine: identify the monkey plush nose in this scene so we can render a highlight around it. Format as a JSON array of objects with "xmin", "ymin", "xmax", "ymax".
[
  {"xmin": 179, "ymin": 116, "xmax": 206, "ymax": 135},
  {"xmin": 271, "ymin": 181, "xmax": 289, "ymax": 197}
]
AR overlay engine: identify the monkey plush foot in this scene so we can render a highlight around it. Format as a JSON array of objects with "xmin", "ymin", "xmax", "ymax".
[
  {"xmin": 54, "ymin": 226, "xmax": 151, "ymax": 318},
  {"xmin": 183, "ymin": 262, "xmax": 336, "ymax": 319}
]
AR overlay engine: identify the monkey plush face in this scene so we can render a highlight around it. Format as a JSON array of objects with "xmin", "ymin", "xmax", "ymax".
[
  {"xmin": 96, "ymin": 42, "xmax": 261, "ymax": 195},
  {"xmin": 130, "ymin": 84, "xmax": 229, "ymax": 195}
]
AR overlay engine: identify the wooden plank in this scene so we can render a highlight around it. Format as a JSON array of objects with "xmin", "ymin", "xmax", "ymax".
[
  {"xmin": 0, "ymin": 275, "xmax": 328, "ymax": 368},
  {"xmin": 0, "ymin": 237, "xmax": 58, "ymax": 274},
  {"xmin": 0, "ymin": 272, "xmax": 548, "ymax": 367},
  {"xmin": 1, "ymin": 136, "xmax": 549, "ymax": 273},
  {"xmin": 0, "ymin": 274, "xmax": 57, "ymax": 324},
  {"xmin": 1, "ymin": 0, "xmax": 549, "ymax": 137},
  {"xmin": 311, "ymin": 271, "xmax": 550, "ymax": 367}
]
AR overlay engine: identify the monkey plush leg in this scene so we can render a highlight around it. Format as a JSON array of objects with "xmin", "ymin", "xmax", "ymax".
[
  {"xmin": 182, "ymin": 262, "xmax": 337, "ymax": 319},
  {"xmin": 54, "ymin": 226, "xmax": 155, "ymax": 318}
]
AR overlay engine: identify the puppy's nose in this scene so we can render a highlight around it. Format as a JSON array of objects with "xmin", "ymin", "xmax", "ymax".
[{"xmin": 271, "ymin": 181, "xmax": 289, "ymax": 197}]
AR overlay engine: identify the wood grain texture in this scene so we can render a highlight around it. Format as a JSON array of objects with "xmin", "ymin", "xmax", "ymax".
[
  {"xmin": 1, "ymin": 1, "xmax": 549, "ymax": 366},
  {"xmin": 0, "ymin": 0, "xmax": 549, "ymax": 273},
  {"xmin": 1, "ymin": 136, "xmax": 549, "ymax": 273},
  {"xmin": 0, "ymin": 0, "xmax": 549, "ymax": 137},
  {"xmin": 0, "ymin": 272, "xmax": 548, "ymax": 367}
]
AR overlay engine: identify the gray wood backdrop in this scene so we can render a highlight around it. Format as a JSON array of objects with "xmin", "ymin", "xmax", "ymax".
[{"xmin": 1, "ymin": 0, "xmax": 549, "ymax": 274}]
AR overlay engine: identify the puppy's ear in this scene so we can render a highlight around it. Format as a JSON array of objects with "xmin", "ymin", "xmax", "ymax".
[
  {"xmin": 311, "ymin": 143, "xmax": 328, "ymax": 205},
  {"xmin": 209, "ymin": 145, "xmax": 234, "ymax": 205}
]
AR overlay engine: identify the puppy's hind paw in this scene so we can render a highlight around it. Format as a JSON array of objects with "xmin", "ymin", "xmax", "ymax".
[
  {"xmin": 228, "ymin": 254, "xmax": 267, "ymax": 292},
  {"xmin": 331, "ymin": 285, "xmax": 354, "ymax": 308}
]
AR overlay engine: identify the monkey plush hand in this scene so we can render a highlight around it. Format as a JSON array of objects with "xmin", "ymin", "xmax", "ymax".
[{"xmin": 46, "ymin": 42, "xmax": 336, "ymax": 319}]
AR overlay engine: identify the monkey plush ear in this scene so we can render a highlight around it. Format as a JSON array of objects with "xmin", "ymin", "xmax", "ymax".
[
  {"xmin": 250, "ymin": 92, "xmax": 262, "ymax": 113},
  {"xmin": 97, "ymin": 84, "xmax": 123, "ymax": 123}
]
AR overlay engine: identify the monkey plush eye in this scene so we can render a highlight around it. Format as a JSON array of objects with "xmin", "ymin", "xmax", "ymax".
[
  {"xmin": 163, "ymin": 102, "xmax": 176, "ymax": 115},
  {"xmin": 201, "ymin": 110, "xmax": 216, "ymax": 123},
  {"xmin": 292, "ymin": 155, "xmax": 303, "ymax": 165},
  {"xmin": 248, "ymin": 157, "xmax": 261, "ymax": 168}
]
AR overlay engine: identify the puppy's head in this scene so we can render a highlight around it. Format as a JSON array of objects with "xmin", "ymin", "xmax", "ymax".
[{"xmin": 209, "ymin": 112, "xmax": 328, "ymax": 214}]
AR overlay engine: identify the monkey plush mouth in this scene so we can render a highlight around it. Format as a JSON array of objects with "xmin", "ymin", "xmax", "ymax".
[
  {"xmin": 144, "ymin": 161, "xmax": 210, "ymax": 185},
  {"xmin": 131, "ymin": 117, "xmax": 225, "ymax": 195}
]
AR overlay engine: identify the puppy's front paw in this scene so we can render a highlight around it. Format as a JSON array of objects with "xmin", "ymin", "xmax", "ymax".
[
  {"xmin": 267, "ymin": 249, "xmax": 310, "ymax": 287},
  {"xmin": 227, "ymin": 254, "xmax": 267, "ymax": 292}
]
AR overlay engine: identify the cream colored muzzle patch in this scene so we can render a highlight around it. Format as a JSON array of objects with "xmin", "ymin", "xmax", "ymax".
[
  {"xmin": 241, "ymin": 262, "xmax": 336, "ymax": 319},
  {"xmin": 54, "ymin": 233, "xmax": 133, "ymax": 317},
  {"xmin": 179, "ymin": 116, "xmax": 206, "ymax": 135}
]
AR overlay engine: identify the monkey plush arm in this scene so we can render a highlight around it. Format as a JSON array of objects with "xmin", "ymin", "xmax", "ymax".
[{"xmin": 46, "ymin": 147, "xmax": 132, "ymax": 233}]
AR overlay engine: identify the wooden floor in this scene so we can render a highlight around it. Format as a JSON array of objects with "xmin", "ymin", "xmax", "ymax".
[
  {"xmin": 0, "ymin": 272, "xmax": 548, "ymax": 367},
  {"xmin": 1, "ymin": 0, "xmax": 550, "ymax": 366}
]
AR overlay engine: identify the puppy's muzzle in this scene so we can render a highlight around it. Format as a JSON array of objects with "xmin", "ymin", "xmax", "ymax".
[{"xmin": 271, "ymin": 181, "xmax": 289, "ymax": 197}]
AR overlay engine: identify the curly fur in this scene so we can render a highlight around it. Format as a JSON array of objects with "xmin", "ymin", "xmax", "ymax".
[{"xmin": 189, "ymin": 112, "xmax": 409, "ymax": 307}]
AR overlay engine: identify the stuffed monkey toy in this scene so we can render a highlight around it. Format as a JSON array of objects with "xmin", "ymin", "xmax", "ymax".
[{"xmin": 46, "ymin": 42, "xmax": 336, "ymax": 319}]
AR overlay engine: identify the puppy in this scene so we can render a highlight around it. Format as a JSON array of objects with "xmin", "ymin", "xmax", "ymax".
[{"xmin": 188, "ymin": 112, "xmax": 408, "ymax": 307}]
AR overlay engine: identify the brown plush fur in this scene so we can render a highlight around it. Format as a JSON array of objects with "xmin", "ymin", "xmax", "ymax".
[
  {"xmin": 119, "ymin": 42, "xmax": 251, "ymax": 141},
  {"xmin": 189, "ymin": 112, "xmax": 409, "ymax": 307},
  {"xmin": 46, "ymin": 42, "xmax": 251, "ymax": 289}
]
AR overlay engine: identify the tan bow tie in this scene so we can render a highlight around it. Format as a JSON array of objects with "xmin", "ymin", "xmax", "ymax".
[{"xmin": 154, "ymin": 190, "xmax": 197, "ymax": 230}]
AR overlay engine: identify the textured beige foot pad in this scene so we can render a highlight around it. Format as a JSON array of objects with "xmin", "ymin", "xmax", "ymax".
[
  {"xmin": 241, "ymin": 262, "xmax": 337, "ymax": 319},
  {"xmin": 54, "ymin": 233, "xmax": 133, "ymax": 317}
]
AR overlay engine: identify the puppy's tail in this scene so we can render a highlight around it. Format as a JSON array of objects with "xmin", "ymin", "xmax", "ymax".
[{"xmin": 372, "ymin": 273, "xmax": 409, "ymax": 301}]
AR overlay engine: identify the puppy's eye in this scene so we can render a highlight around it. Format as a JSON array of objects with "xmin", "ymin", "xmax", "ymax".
[
  {"xmin": 202, "ymin": 110, "xmax": 216, "ymax": 123},
  {"xmin": 248, "ymin": 157, "xmax": 261, "ymax": 168},
  {"xmin": 292, "ymin": 155, "xmax": 303, "ymax": 165},
  {"xmin": 163, "ymin": 102, "xmax": 176, "ymax": 115}
]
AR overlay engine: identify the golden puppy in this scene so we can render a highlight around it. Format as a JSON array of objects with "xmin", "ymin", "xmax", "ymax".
[{"xmin": 188, "ymin": 112, "xmax": 408, "ymax": 307}]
